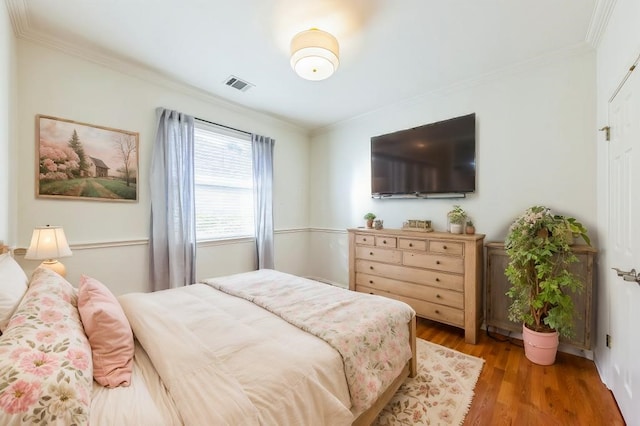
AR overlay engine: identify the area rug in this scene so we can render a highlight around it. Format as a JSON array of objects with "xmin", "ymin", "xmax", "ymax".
[{"xmin": 374, "ymin": 338, "xmax": 484, "ymax": 426}]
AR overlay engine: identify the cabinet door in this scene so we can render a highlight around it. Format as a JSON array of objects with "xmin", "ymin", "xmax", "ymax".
[
  {"xmin": 485, "ymin": 248, "xmax": 516, "ymax": 333},
  {"xmin": 485, "ymin": 244, "xmax": 594, "ymax": 350}
]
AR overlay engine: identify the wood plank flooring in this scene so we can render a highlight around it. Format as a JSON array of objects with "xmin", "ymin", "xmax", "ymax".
[{"xmin": 415, "ymin": 318, "xmax": 625, "ymax": 425}]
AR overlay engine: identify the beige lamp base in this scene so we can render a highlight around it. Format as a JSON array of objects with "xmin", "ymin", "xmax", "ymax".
[{"xmin": 40, "ymin": 259, "xmax": 67, "ymax": 277}]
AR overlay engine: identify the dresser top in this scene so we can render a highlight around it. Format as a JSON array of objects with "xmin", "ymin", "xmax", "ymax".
[{"xmin": 348, "ymin": 228, "xmax": 485, "ymax": 242}]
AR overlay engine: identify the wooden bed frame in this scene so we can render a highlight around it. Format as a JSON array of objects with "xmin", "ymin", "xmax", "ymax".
[{"xmin": 353, "ymin": 314, "xmax": 417, "ymax": 425}]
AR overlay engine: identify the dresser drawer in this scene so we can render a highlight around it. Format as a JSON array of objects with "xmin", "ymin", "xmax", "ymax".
[
  {"xmin": 429, "ymin": 240, "xmax": 463, "ymax": 256},
  {"xmin": 356, "ymin": 273, "xmax": 463, "ymax": 309},
  {"xmin": 355, "ymin": 259, "xmax": 464, "ymax": 291},
  {"xmin": 356, "ymin": 286, "xmax": 464, "ymax": 327},
  {"xmin": 398, "ymin": 238, "xmax": 427, "ymax": 251},
  {"xmin": 355, "ymin": 246, "xmax": 402, "ymax": 264},
  {"xmin": 355, "ymin": 234, "xmax": 375, "ymax": 246},
  {"xmin": 403, "ymin": 252, "xmax": 464, "ymax": 274},
  {"xmin": 375, "ymin": 236, "xmax": 397, "ymax": 248}
]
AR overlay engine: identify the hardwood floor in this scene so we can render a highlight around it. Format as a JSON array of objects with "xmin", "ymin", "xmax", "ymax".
[{"xmin": 415, "ymin": 318, "xmax": 625, "ymax": 425}]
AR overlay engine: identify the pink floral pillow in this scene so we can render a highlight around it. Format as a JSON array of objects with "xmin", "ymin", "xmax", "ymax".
[{"xmin": 0, "ymin": 267, "xmax": 92, "ymax": 425}]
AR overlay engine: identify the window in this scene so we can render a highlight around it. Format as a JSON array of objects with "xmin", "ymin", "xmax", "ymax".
[{"xmin": 194, "ymin": 120, "xmax": 254, "ymax": 241}]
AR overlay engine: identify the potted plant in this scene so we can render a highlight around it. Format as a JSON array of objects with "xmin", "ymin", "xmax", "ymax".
[
  {"xmin": 447, "ymin": 205, "xmax": 466, "ymax": 233},
  {"xmin": 363, "ymin": 212, "xmax": 376, "ymax": 229},
  {"xmin": 505, "ymin": 206, "xmax": 590, "ymax": 365},
  {"xmin": 465, "ymin": 220, "xmax": 475, "ymax": 234}
]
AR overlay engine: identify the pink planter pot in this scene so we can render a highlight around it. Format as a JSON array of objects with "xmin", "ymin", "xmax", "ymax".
[{"xmin": 522, "ymin": 325, "xmax": 559, "ymax": 365}]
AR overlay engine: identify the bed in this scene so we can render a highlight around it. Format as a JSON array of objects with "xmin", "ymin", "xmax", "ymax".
[{"xmin": 0, "ymin": 256, "xmax": 416, "ymax": 426}]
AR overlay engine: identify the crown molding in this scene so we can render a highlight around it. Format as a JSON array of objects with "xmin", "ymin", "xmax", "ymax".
[
  {"xmin": 585, "ymin": 0, "xmax": 617, "ymax": 48},
  {"xmin": 313, "ymin": 42, "xmax": 595, "ymax": 136},
  {"xmin": 5, "ymin": 0, "xmax": 308, "ymax": 135}
]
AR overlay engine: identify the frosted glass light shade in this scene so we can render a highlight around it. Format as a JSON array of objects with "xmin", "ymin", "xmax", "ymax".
[
  {"xmin": 290, "ymin": 29, "xmax": 339, "ymax": 81},
  {"xmin": 25, "ymin": 226, "xmax": 72, "ymax": 260}
]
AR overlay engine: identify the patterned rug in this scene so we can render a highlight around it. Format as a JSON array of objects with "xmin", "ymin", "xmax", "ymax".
[{"xmin": 374, "ymin": 338, "xmax": 484, "ymax": 426}]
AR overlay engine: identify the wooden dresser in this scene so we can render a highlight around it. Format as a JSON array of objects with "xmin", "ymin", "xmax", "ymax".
[
  {"xmin": 348, "ymin": 228, "xmax": 485, "ymax": 344},
  {"xmin": 485, "ymin": 242, "xmax": 597, "ymax": 350}
]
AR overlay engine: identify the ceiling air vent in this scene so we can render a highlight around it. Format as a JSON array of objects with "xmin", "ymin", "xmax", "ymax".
[{"xmin": 224, "ymin": 75, "xmax": 253, "ymax": 92}]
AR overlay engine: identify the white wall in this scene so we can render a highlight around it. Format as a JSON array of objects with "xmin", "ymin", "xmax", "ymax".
[
  {"xmin": 307, "ymin": 50, "xmax": 598, "ymax": 285},
  {"xmin": 594, "ymin": 0, "xmax": 640, "ymax": 385},
  {"xmin": 0, "ymin": 5, "xmax": 16, "ymax": 244},
  {"xmin": 15, "ymin": 40, "xmax": 310, "ymax": 294}
]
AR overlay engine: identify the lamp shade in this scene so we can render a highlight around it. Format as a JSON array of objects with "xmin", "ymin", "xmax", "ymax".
[
  {"xmin": 290, "ymin": 28, "xmax": 339, "ymax": 81},
  {"xmin": 25, "ymin": 226, "xmax": 72, "ymax": 260}
]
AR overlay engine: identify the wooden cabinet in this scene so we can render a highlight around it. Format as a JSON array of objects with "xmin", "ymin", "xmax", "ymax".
[
  {"xmin": 485, "ymin": 242, "xmax": 597, "ymax": 350},
  {"xmin": 348, "ymin": 228, "xmax": 485, "ymax": 344}
]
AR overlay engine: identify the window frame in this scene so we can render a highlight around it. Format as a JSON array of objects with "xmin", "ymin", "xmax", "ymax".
[{"xmin": 193, "ymin": 120, "xmax": 255, "ymax": 242}]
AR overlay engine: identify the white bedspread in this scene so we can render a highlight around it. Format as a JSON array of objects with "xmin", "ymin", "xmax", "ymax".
[
  {"xmin": 117, "ymin": 283, "xmax": 354, "ymax": 425},
  {"xmin": 202, "ymin": 269, "xmax": 415, "ymax": 415}
]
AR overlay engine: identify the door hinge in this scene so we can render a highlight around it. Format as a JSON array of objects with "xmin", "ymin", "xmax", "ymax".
[
  {"xmin": 599, "ymin": 126, "xmax": 611, "ymax": 141},
  {"xmin": 606, "ymin": 334, "xmax": 612, "ymax": 348}
]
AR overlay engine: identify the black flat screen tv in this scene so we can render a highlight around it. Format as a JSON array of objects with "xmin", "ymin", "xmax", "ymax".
[{"xmin": 370, "ymin": 113, "xmax": 476, "ymax": 197}]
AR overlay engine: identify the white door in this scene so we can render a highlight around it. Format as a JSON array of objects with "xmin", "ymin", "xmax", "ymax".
[{"xmin": 608, "ymin": 60, "xmax": 640, "ymax": 425}]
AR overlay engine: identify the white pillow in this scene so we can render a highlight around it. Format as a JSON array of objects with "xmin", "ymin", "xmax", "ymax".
[{"xmin": 0, "ymin": 253, "xmax": 28, "ymax": 331}]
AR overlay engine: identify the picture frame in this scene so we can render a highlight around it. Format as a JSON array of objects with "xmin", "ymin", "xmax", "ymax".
[{"xmin": 36, "ymin": 115, "xmax": 139, "ymax": 202}]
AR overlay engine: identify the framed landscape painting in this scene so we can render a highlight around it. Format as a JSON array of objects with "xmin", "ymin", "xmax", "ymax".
[{"xmin": 36, "ymin": 115, "xmax": 139, "ymax": 202}]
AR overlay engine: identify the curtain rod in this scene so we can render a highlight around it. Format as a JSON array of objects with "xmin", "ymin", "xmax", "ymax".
[{"xmin": 195, "ymin": 117, "xmax": 252, "ymax": 136}]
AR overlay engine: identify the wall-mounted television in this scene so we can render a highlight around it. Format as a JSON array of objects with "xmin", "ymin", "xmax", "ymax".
[{"xmin": 370, "ymin": 113, "xmax": 476, "ymax": 198}]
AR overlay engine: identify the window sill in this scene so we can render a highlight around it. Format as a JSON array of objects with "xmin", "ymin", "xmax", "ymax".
[{"xmin": 197, "ymin": 236, "xmax": 255, "ymax": 247}]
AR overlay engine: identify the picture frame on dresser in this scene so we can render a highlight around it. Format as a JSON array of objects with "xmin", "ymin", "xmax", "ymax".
[{"xmin": 348, "ymin": 228, "xmax": 485, "ymax": 344}]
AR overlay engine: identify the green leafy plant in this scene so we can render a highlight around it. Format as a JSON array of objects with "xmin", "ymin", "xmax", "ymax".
[
  {"xmin": 466, "ymin": 220, "xmax": 474, "ymax": 227},
  {"xmin": 447, "ymin": 205, "xmax": 466, "ymax": 225},
  {"xmin": 505, "ymin": 206, "xmax": 590, "ymax": 337},
  {"xmin": 363, "ymin": 212, "xmax": 376, "ymax": 220}
]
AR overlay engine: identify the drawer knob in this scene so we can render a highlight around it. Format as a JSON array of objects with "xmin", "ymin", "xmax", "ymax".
[
  {"xmin": 363, "ymin": 238, "xmax": 367, "ymax": 241},
  {"xmin": 369, "ymin": 292, "xmax": 374, "ymax": 295},
  {"xmin": 435, "ymin": 277, "xmax": 440, "ymax": 282},
  {"xmin": 369, "ymin": 266, "xmax": 374, "ymax": 270},
  {"xmin": 443, "ymin": 245, "xmax": 447, "ymax": 249},
  {"xmin": 369, "ymin": 280, "xmax": 373, "ymax": 284},
  {"xmin": 369, "ymin": 251, "xmax": 374, "ymax": 255},
  {"xmin": 436, "ymin": 260, "xmax": 441, "ymax": 265},
  {"xmin": 383, "ymin": 240, "xmax": 387, "ymax": 244},
  {"xmin": 409, "ymin": 243, "xmax": 413, "ymax": 247},
  {"xmin": 435, "ymin": 310, "xmax": 440, "ymax": 314},
  {"xmin": 436, "ymin": 294, "xmax": 441, "ymax": 298}
]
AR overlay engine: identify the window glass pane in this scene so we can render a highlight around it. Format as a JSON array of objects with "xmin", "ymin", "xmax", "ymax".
[{"xmin": 194, "ymin": 121, "xmax": 254, "ymax": 240}]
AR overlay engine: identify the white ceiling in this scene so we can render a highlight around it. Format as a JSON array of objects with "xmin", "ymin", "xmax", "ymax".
[{"xmin": 7, "ymin": 0, "xmax": 599, "ymax": 131}]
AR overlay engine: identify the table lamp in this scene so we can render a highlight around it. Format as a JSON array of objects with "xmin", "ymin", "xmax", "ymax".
[{"xmin": 24, "ymin": 225, "xmax": 72, "ymax": 277}]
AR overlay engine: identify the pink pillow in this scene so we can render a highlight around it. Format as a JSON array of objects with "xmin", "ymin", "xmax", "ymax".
[{"xmin": 77, "ymin": 275, "xmax": 134, "ymax": 387}]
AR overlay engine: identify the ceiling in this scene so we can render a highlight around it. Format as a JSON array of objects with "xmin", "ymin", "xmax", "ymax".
[{"xmin": 6, "ymin": 0, "xmax": 600, "ymax": 131}]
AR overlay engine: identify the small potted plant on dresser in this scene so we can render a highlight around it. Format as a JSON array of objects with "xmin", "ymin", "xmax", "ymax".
[
  {"xmin": 466, "ymin": 220, "xmax": 475, "ymax": 234},
  {"xmin": 447, "ymin": 205, "xmax": 466, "ymax": 234},
  {"xmin": 363, "ymin": 212, "xmax": 376, "ymax": 229},
  {"xmin": 505, "ymin": 206, "xmax": 590, "ymax": 365}
]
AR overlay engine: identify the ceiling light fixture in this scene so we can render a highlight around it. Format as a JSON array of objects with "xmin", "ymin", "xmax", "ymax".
[{"xmin": 290, "ymin": 28, "xmax": 339, "ymax": 81}]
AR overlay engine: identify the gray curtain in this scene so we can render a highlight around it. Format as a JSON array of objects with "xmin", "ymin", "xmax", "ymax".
[
  {"xmin": 252, "ymin": 134, "xmax": 275, "ymax": 269},
  {"xmin": 149, "ymin": 108, "xmax": 196, "ymax": 291}
]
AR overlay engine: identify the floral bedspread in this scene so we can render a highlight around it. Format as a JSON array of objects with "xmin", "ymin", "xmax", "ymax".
[
  {"xmin": 202, "ymin": 269, "xmax": 415, "ymax": 415},
  {"xmin": 0, "ymin": 268, "xmax": 92, "ymax": 426}
]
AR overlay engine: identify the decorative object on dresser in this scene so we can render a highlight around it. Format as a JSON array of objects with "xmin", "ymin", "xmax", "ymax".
[
  {"xmin": 363, "ymin": 212, "xmax": 377, "ymax": 229},
  {"xmin": 374, "ymin": 219, "xmax": 384, "ymax": 230},
  {"xmin": 502, "ymin": 206, "xmax": 591, "ymax": 365},
  {"xmin": 465, "ymin": 220, "xmax": 475, "ymax": 234},
  {"xmin": 402, "ymin": 219, "xmax": 433, "ymax": 232},
  {"xmin": 24, "ymin": 225, "xmax": 72, "ymax": 277},
  {"xmin": 348, "ymin": 228, "xmax": 485, "ymax": 344},
  {"xmin": 447, "ymin": 205, "xmax": 467, "ymax": 233}
]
